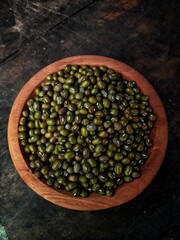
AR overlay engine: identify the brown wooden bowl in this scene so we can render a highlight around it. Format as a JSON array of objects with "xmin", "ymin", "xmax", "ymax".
[{"xmin": 8, "ymin": 55, "xmax": 168, "ymax": 211}]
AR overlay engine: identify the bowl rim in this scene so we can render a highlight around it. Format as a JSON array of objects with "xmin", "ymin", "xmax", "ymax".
[{"xmin": 8, "ymin": 55, "xmax": 168, "ymax": 211}]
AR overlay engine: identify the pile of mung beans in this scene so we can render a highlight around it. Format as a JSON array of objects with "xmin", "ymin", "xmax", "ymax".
[{"xmin": 18, "ymin": 65, "xmax": 156, "ymax": 197}]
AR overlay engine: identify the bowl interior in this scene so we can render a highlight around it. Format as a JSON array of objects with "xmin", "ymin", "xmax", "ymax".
[{"xmin": 8, "ymin": 55, "xmax": 168, "ymax": 210}]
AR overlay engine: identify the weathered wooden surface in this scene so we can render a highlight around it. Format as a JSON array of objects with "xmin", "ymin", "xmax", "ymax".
[{"xmin": 0, "ymin": 0, "xmax": 180, "ymax": 239}]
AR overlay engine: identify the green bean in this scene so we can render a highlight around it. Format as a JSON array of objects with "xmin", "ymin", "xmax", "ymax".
[
  {"xmin": 45, "ymin": 144, "xmax": 54, "ymax": 153},
  {"xmin": 65, "ymin": 151, "xmax": 75, "ymax": 160},
  {"xmin": 82, "ymin": 162, "xmax": 91, "ymax": 173},
  {"xmin": 106, "ymin": 188, "xmax": 114, "ymax": 196},
  {"xmin": 124, "ymin": 165, "xmax": 133, "ymax": 176},
  {"xmin": 114, "ymin": 153, "xmax": 123, "ymax": 161},
  {"xmin": 80, "ymin": 189, "xmax": 88, "ymax": 198},
  {"xmin": 52, "ymin": 160, "xmax": 62, "ymax": 171},
  {"xmin": 72, "ymin": 188, "xmax": 81, "ymax": 197},
  {"xmin": 41, "ymin": 166, "xmax": 49, "ymax": 175},
  {"xmin": 114, "ymin": 163, "xmax": 123, "ymax": 175},
  {"xmin": 99, "ymin": 174, "xmax": 108, "ymax": 182},
  {"xmin": 121, "ymin": 157, "xmax": 131, "ymax": 165},
  {"xmin": 93, "ymin": 118, "xmax": 103, "ymax": 126},
  {"xmin": 123, "ymin": 176, "xmax": 133, "ymax": 182}
]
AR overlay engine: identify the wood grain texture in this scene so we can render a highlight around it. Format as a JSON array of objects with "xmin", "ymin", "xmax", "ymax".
[{"xmin": 8, "ymin": 55, "xmax": 168, "ymax": 211}]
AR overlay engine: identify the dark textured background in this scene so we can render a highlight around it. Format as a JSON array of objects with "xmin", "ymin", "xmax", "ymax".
[{"xmin": 0, "ymin": 0, "xmax": 180, "ymax": 239}]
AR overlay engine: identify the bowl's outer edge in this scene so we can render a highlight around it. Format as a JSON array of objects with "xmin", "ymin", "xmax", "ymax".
[{"xmin": 8, "ymin": 55, "xmax": 168, "ymax": 211}]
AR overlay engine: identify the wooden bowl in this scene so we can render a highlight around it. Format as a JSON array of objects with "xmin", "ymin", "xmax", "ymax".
[{"xmin": 8, "ymin": 55, "xmax": 168, "ymax": 211}]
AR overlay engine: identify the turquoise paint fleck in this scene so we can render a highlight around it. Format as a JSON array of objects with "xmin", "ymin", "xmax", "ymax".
[{"xmin": 0, "ymin": 225, "xmax": 8, "ymax": 240}]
